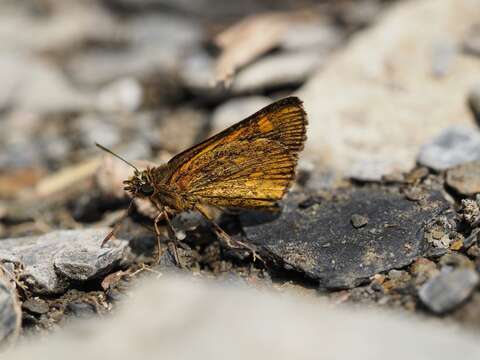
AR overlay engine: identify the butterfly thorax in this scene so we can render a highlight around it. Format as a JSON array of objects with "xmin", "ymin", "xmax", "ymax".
[{"xmin": 123, "ymin": 166, "xmax": 195, "ymax": 212}]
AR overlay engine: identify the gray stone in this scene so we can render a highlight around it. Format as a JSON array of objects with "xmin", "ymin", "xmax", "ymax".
[
  {"xmin": 419, "ymin": 269, "xmax": 479, "ymax": 314},
  {"xmin": 240, "ymin": 188, "xmax": 448, "ymax": 289},
  {"xmin": 22, "ymin": 298, "xmax": 49, "ymax": 315},
  {"xmin": 418, "ymin": 126, "xmax": 480, "ymax": 171},
  {"xmin": 0, "ymin": 229, "xmax": 127, "ymax": 294},
  {"xmin": 95, "ymin": 77, "xmax": 143, "ymax": 113},
  {"xmin": 0, "ymin": 275, "xmax": 21, "ymax": 344},
  {"xmin": 179, "ymin": 51, "xmax": 216, "ymax": 93},
  {"xmin": 347, "ymin": 159, "xmax": 398, "ymax": 182},
  {"xmin": 126, "ymin": 14, "xmax": 202, "ymax": 51},
  {"xmin": 232, "ymin": 51, "xmax": 324, "ymax": 93},
  {"xmin": 74, "ymin": 113, "xmax": 122, "ymax": 149},
  {"xmin": 67, "ymin": 14, "xmax": 203, "ymax": 87},
  {"xmin": 54, "ymin": 243, "xmax": 125, "ymax": 282},
  {"xmin": 0, "ymin": 53, "xmax": 94, "ymax": 113},
  {"xmin": 65, "ymin": 302, "xmax": 97, "ymax": 319},
  {"xmin": 67, "ymin": 49, "xmax": 154, "ymax": 87},
  {"xmin": 0, "ymin": 1, "xmax": 119, "ymax": 53}
]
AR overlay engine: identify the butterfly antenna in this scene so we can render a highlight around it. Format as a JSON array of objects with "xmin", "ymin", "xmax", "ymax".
[
  {"xmin": 101, "ymin": 199, "xmax": 135, "ymax": 248},
  {"xmin": 95, "ymin": 143, "xmax": 140, "ymax": 173}
]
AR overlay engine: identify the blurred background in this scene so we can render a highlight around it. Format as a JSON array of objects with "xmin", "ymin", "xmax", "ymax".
[
  {"xmin": 1, "ymin": 0, "xmax": 480, "ymax": 356},
  {"xmin": 1, "ymin": 0, "xmax": 478, "ymax": 208},
  {"xmin": 0, "ymin": 0, "xmax": 402, "ymax": 210}
]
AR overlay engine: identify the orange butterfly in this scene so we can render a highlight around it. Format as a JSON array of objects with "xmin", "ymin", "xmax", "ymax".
[{"xmin": 97, "ymin": 96, "xmax": 307, "ymax": 264}]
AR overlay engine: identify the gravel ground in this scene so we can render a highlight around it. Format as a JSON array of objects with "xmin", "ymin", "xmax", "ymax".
[{"xmin": 1, "ymin": 0, "xmax": 480, "ymax": 357}]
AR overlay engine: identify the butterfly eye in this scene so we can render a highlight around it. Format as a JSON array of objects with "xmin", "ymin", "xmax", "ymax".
[{"xmin": 140, "ymin": 184, "xmax": 154, "ymax": 196}]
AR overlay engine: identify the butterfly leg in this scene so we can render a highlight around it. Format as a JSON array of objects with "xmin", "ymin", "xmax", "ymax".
[
  {"xmin": 160, "ymin": 211, "xmax": 186, "ymax": 268},
  {"xmin": 153, "ymin": 212, "xmax": 166, "ymax": 263},
  {"xmin": 195, "ymin": 205, "xmax": 263, "ymax": 263}
]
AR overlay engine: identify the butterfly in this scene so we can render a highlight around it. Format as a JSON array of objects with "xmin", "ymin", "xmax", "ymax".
[{"xmin": 97, "ymin": 96, "xmax": 307, "ymax": 264}]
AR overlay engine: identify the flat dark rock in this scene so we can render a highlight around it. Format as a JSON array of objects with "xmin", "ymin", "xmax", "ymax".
[{"xmin": 240, "ymin": 188, "xmax": 448, "ymax": 289}]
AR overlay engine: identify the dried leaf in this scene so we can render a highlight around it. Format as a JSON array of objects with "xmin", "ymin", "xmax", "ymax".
[{"xmin": 214, "ymin": 12, "xmax": 291, "ymax": 85}]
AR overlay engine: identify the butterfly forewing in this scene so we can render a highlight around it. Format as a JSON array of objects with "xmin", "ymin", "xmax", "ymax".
[{"xmin": 164, "ymin": 96, "xmax": 307, "ymax": 209}]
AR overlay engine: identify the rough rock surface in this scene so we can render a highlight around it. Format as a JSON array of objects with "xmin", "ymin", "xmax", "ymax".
[
  {"xmin": 240, "ymin": 188, "xmax": 448, "ymax": 289},
  {"xmin": 0, "ymin": 229, "xmax": 127, "ymax": 294}
]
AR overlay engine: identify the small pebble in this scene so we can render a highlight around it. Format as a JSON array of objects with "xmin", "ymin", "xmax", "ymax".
[
  {"xmin": 65, "ymin": 302, "xmax": 97, "ymax": 318},
  {"xmin": 22, "ymin": 298, "xmax": 49, "ymax": 315},
  {"xmin": 404, "ymin": 167, "xmax": 429, "ymax": 184},
  {"xmin": 425, "ymin": 225, "xmax": 452, "ymax": 249},
  {"xmin": 419, "ymin": 269, "xmax": 479, "ymax": 314},
  {"xmin": 382, "ymin": 270, "xmax": 411, "ymax": 293},
  {"xmin": 410, "ymin": 258, "xmax": 439, "ymax": 286},
  {"xmin": 449, "ymin": 238, "xmax": 464, "ymax": 251},
  {"xmin": 106, "ymin": 288, "xmax": 127, "ymax": 303},
  {"xmin": 439, "ymin": 252, "xmax": 475, "ymax": 270},
  {"xmin": 425, "ymin": 247, "xmax": 448, "ymax": 259},
  {"xmin": 96, "ymin": 77, "xmax": 143, "ymax": 113},
  {"xmin": 350, "ymin": 214, "xmax": 368, "ymax": 228},
  {"xmin": 467, "ymin": 244, "xmax": 480, "ymax": 258},
  {"xmin": 403, "ymin": 187, "xmax": 424, "ymax": 202},
  {"xmin": 446, "ymin": 160, "xmax": 480, "ymax": 196}
]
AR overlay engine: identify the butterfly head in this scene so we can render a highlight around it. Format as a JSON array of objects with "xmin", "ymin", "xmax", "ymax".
[
  {"xmin": 123, "ymin": 169, "xmax": 156, "ymax": 198},
  {"xmin": 94, "ymin": 143, "xmax": 156, "ymax": 199}
]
